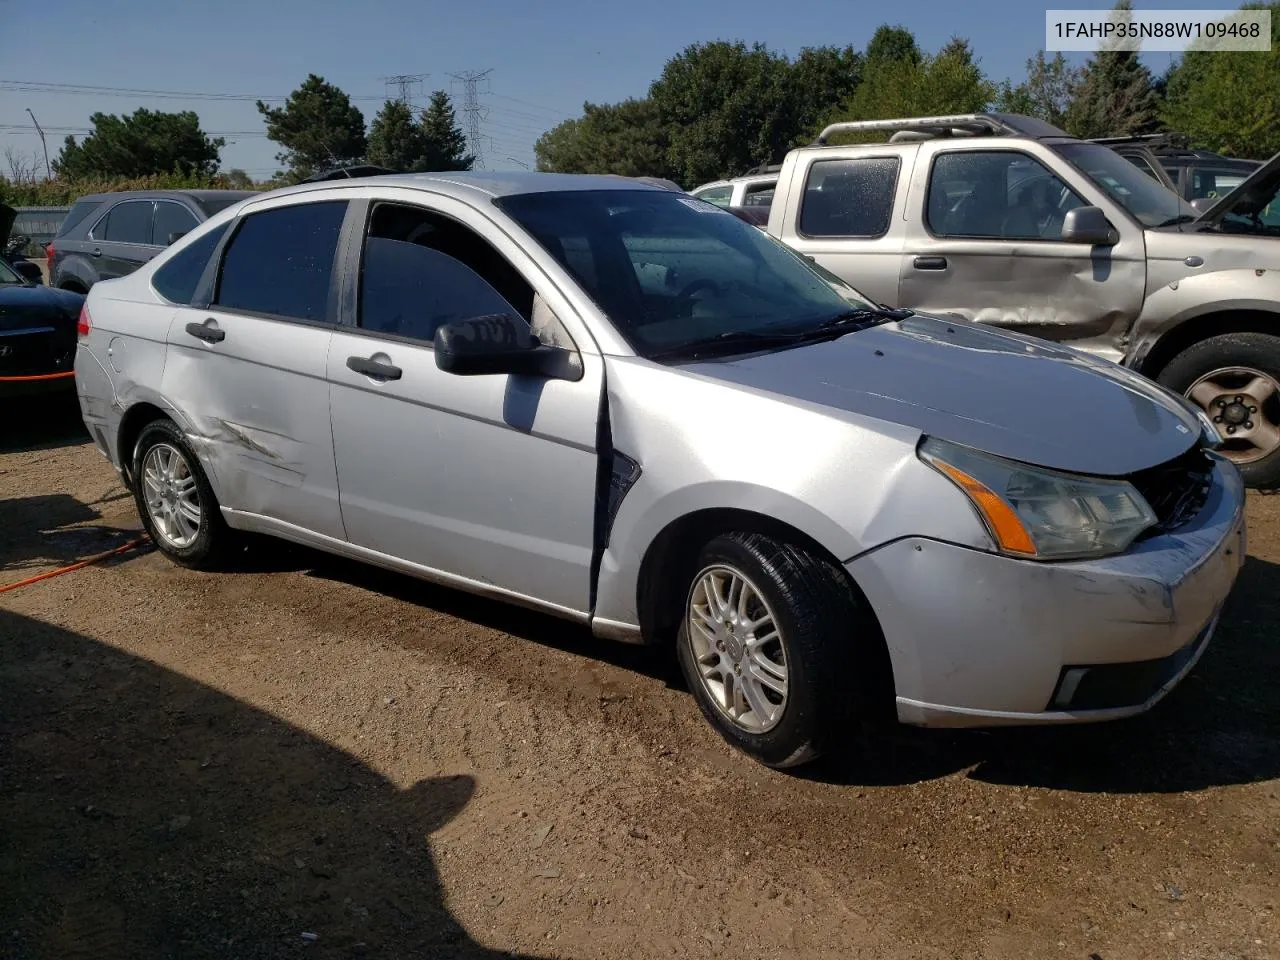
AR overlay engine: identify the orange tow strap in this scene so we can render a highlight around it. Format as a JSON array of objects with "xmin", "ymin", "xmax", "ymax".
[
  {"xmin": 0, "ymin": 371, "xmax": 76, "ymax": 382},
  {"xmin": 0, "ymin": 537, "xmax": 150, "ymax": 594}
]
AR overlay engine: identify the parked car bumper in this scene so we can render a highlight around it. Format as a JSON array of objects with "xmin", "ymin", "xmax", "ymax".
[{"xmin": 848, "ymin": 455, "xmax": 1246, "ymax": 727}]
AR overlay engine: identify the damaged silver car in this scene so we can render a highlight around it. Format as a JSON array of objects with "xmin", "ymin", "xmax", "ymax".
[{"xmin": 74, "ymin": 173, "xmax": 1246, "ymax": 769}]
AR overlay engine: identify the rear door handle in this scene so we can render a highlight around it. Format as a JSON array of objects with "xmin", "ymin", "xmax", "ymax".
[
  {"xmin": 347, "ymin": 355, "xmax": 402, "ymax": 381},
  {"xmin": 185, "ymin": 318, "xmax": 225, "ymax": 343},
  {"xmin": 913, "ymin": 256, "xmax": 948, "ymax": 270}
]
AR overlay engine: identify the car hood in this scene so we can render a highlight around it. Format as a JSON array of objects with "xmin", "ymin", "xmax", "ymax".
[
  {"xmin": 681, "ymin": 313, "xmax": 1201, "ymax": 476},
  {"xmin": 1197, "ymin": 150, "xmax": 1280, "ymax": 226},
  {"xmin": 0, "ymin": 283, "xmax": 84, "ymax": 330}
]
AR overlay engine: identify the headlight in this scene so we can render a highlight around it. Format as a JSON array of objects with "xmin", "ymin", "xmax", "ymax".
[{"xmin": 919, "ymin": 437, "xmax": 1158, "ymax": 560}]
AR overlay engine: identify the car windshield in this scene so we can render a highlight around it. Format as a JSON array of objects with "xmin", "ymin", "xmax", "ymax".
[
  {"xmin": 1211, "ymin": 165, "xmax": 1280, "ymax": 236},
  {"xmin": 0, "ymin": 258, "xmax": 24, "ymax": 284},
  {"xmin": 495, "ymin": 189, "xmax": 878, "ymax": 358},
  {"xmin": 1052, "ymin": 141, "xmax": 1198, "ymax": 228}
]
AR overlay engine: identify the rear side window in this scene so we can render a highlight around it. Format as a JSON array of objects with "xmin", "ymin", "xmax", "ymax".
[
  {"xmin": 99, "ymin": 200, "xmax": 155, "ymax": 244},
  {"xmin": 214, "ymin": 201, "xmax": 347, "ymax": 322},
  {"xmin": 57, "ymin": 199, "xmax": 103, "ymax": 238},
  {"xmin": 799, "ymin": 157, "xmax": 899, "ymax": 238},
  {"xmin": 693, "ymin": 185, "xmax": 733, "ymax": 207},
  {"xmin": 152, "ymin": 223, "xmax": 229, "ymax": 304},
  {"xmin": 152, "ymin": 201, "xmax": 200, "ymax": 245}
]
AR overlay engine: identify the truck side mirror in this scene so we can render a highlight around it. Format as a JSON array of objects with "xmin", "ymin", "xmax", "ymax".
[{"xmin": 1061, "ymin": 206, "xmax": 1118, "ymax": 246}]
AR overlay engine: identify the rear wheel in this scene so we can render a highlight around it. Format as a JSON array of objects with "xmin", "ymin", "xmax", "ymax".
[
  {"xmin": 1157, "ymin": 333, "xmax": 1280, "ymax": 490},
  {"xmin": 675, "ymin": 531, "xmax": 883, "ymax": 769},
  {"xmin": 131, "ymin": 419, "xmax": 237, "ymax": 569}
]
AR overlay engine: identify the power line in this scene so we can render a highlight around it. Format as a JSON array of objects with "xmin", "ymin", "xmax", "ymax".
[
  {"xmin": 0, "ymin": 79, "xmax": 388, "ymax": 102},
  {"xmin": 379, "ymin": 73, "xmax": 429, "ymax": 105},
  {"xmin": 448, "ymin": 69, "xmax": 493, "ymax": 169}
]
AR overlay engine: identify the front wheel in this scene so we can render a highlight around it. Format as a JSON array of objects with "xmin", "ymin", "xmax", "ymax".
[
  {"xmin": 675, "ymin": 531, "xmax": 883, "ymax": 769},
  {"xmin": 1157, "ymin": 332, "xmax": 1280, "ymax": 490}
]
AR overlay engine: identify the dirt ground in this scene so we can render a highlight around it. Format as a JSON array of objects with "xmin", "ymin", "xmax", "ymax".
[{"xmin": 3, "ymin": 399, "xmax": 1279, "ymax": 960}]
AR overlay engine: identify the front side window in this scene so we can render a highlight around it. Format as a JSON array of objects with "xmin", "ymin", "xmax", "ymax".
[
  {"xmin": 743, "ymin": 182, "xmax": 775, "ymax": 208},
  {"xmin": 497, "ymin": 189, "xmax": 876, "ymax": 359},
  {"xmin": 801, "ymin": 157, "xmax": 899, "ymax": 238},
  {"xmin": 152, "ymin": 223, "xmax": 229, "ymax": 304},
  {"xmin": 1052, "ymin": 141, "xmax": 1197, "ymax": 228},
  {"xmin": 153, "ymin": 202, "xmax": 199, "ymax": 246},
  {"xmin": 99, "ymin": 201, "xmax": 154, "ymax": 244},
  {"xmin": 1191, "ymin": 168, "xmax": 1249, "ymax": 201},
  {"xmin": 692, "ymin": 185, "xmax": 733, "ymax": 208},
  {"xmin": 215, "ymin": 200, "xmax": 347, "ymax": 322},
  {"xmin": 358, "ymin": 202, "xmax": 532, "ymax": 343},
  {"xmin": 927, "ymin": 152, "xmax": 1087, "ymax": 240}
]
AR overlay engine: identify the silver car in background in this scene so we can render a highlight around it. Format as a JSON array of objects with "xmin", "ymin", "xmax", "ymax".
[{"xmin": 74, "ymin": 173, "xmax": 1246, "ymax": 769}]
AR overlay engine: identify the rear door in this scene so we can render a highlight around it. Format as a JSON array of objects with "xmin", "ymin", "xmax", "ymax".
[
  {"xmin": 89, "ymin": 199, "xmax": 157, "ymax": 279},
  {"xmin": 152, "ymin": 200, "xmax": 201, "ymax": 248},
  {"xmin": 326, "ymin": 194, "xmax": 603, "ymax": 614},
  {"xmin": 774, "ymin": 147, "xmax": 915, "ymax": 306},
  {"xmin": 161, "ymin": 197, "xmax": 349, "ymax": 540}
]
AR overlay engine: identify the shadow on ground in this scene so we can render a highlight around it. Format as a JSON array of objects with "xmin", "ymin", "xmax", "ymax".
[
  {"xmin": 0, "ymin": 608, "xmax": 555, "ymax": 960},
  {"xmin": 0, "ymin": 492, "xmax": 143, "ymax": 574},
  {"xmin": 1, "ymin": 391, "xmax": 88, "ymax": 454}
]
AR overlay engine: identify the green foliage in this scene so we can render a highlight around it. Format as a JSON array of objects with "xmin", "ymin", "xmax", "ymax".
[
  {"xmin": 0, "ymin": 171, "xmax": 269, "ymax": 207},
  {"xmin": 419, "ymin": 91, "xmax": 474, "ymax": 171},
  {"xmin": 865, "ymin": 25, "xmax": 922, "ymax": 66},
  {"xmin": 994, "ymin": 52, "xmax": 1081, "ymax": 129},
  {"xmin": 256, "ymin": 74, "xmax": 368, "ymax": 181},
  {"xmin": 53, "ymin": 109, "xmax": 223, "ymax": 180},
  {"xmin": 535, "ymin": 99, "xmax": 672, "ymax": 178},
  {"xmin": 1061, "ymin": 0, "xmax": 1160, "ymax": 138},
  {"xmin": 1160, "ymin": 2, "xmax": 1280, "ymax": 158}
]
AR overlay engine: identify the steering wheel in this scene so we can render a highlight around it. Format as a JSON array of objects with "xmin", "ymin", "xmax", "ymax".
[{"xmin": 674, "ymin": 278, "xmax": 721, "ymax": 303}]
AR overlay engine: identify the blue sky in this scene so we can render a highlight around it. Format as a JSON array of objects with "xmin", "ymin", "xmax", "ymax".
[{"xmin": 0, "ymin": 0, "xmax": 1196, "ymax": 178}]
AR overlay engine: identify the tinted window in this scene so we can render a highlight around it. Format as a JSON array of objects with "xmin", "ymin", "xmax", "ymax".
[
  {"xmin": 498, "ymin": 189, "xmax": 876, "ymax": 359},
  {"xmin": 1123, "ymin": 153, "xmax": 1161, "ymax": 182},
  {"xmin": 743, "ymin": 182, "xmax": 775, "ymax": 208},
  {"xmin": 1053, "ymin": 141, "xmax": 1195, "ymax": 228},
  {"xmin": 215, "ymin": 201, "xmax": 347, "ymax": 322},
  {"xmin": 800, "ymin": 157, "xmax": 899, "ymax": 238},
  {"xmin": 153, "ymin": 201, "xmax": 199, "ymax": 245},
  {"xmin": 101, "ymin": 201, "xmax": 154, "ymax": 244},
  {"xmin": 693, "ymin": 185, "xmax": 733, "ymax": 207},
  {"xmin": 152, "ymin": 223, "xmax": 229, "ymax": 304},
  {"xmin": 57, "ymin": 199, "xmax": 103, "ymax": 238},
  {"xmin": 194, "ymin": 192, "xmax": 256, "ymax": 216},
  {"xmin": 927, "ymin": 152, "xmax": 1086, "ymax": 240}
]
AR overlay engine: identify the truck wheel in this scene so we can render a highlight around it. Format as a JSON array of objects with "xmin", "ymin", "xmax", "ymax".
[
  {"xmin": 1157, "ymin": 332, "xmax": 1280, "ymax": 490},
  {"xmin": 675, "ymin": 531, "xmax": 884, "ymax": 769}
]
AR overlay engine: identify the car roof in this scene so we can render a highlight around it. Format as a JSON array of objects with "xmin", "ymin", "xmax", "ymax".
[
  {"xmin": 77, "ymin": 189, "xmax": 257, "ymax": 203},
  {"xmin": 241, "ymin": 171, "xmax": 670, "ymax": 206}
]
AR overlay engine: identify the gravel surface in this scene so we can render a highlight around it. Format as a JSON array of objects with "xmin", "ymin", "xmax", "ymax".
[{"xmin": 3, "ymin": 401, "xmax": 1279, "ymax": 960}]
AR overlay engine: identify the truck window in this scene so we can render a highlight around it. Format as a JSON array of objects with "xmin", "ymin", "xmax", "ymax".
[
  {"xmin": 692, "ymin": 185, "xmax": 733, "ymax": 208},
  {"xmin": 927, "ymin": 151, "xmax": 1086, "ymax": 241},
  {"xmin": 799, "ymin": 157, "xmax": 899, "ymax": 238}
]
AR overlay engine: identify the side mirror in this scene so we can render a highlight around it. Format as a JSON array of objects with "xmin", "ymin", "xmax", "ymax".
[
  {"xmin": 433, "ymin": 312, "xmax": 569, "ymax": 377},
  {"xmin": 167, "ymin": 231, "xmax": 188, "ymax": 245},
  {"xmin": 13, "ymin": 260, "xmax": 43, "ymax": 284},
  {"xmin": 1061, "ymin": 206, "xmax": 1118, "ymax": 245},
  {"xmin": 1189, "ymin": 197, "xmax": 1214, "ymax": 215}
]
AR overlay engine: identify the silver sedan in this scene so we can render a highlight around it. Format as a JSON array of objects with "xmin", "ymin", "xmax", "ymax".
[{"xmin": 73, "ymin": 173, "xmax": 1246, "ymax": 769}]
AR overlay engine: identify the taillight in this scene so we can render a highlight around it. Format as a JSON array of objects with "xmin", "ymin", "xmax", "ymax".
[
  {"xmin": 77, "ymin": 302, "xmax": 91, "ymax": 340},
  {"xmin": 45, "ymin": 242, "xmax": 55, "ymax": 262}
]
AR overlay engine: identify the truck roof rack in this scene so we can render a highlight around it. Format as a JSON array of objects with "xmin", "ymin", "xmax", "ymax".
[
  {"xmin": 813, "ymin": 113, "xmax": 1070, "ymax": 146},
  {"xmin": 742, "ymin": 163, "xmax": 783, "ymax": 176}
]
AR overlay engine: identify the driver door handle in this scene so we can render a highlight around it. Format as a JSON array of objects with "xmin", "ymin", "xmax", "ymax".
[
  {"xmin": 185, "ymin": 318, "xmax": 225, "ymax": 343},
  {"xmin": 913, "ymin": 256, "xmax": 948, "ymax": 270},
  {"xmin": 347, "ymin": 355, "xmax": 402, "ymax": 381}
]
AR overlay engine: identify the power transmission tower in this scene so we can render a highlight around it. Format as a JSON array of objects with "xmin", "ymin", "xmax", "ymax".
[
  {"xmin": 379, "ymin": 73, "xmax": 429, "ymax": 105},
  {"xmin": 448, "ymin": 69, "xmax": 492, "ymax": 168}
]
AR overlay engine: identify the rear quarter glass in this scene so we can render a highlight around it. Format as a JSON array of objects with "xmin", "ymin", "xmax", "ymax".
[{"xmin": 57, "ymin": 199, "xmax": 104, "ymax": 238}]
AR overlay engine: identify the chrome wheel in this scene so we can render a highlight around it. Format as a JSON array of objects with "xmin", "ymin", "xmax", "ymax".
[
  {"xmin": 686, "ymin": 564, "xmax": 788, "ymax": 734},
  {"xmin": 1185, "ymin": 366, "xmax": 1280, "ymax": 465},
  {"xmin": 141, "ymin": 442, "xmax": 202, "ymax": 549}
]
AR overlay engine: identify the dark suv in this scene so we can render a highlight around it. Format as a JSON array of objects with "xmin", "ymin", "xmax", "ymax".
[
  {"xmin": 47, "ymin": 189, "xmax": 255, "ymax": 293},
  {"xmin": 1096, "ymin": 135, "xmax": 1261, "ymax": 204}
]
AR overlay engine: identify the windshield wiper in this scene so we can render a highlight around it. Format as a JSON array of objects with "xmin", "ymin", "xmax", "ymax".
[
  {"xmin": 648, "ymin": 306, "xmax": 912, "ymax": 361},
  {"xmin": 815, "ymin": 306, "xmax": 913, "ymax": 330},
  {"xmin": 1155, "ymin": 214, "xmax": 1199, "ymax": 228}
]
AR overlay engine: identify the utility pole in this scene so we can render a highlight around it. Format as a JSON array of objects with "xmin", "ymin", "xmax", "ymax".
[
  {"xmin": 379, "ymin": 73, "xmax": 429, "ymax": 105},
  {"xmin": 25, "ymin": 107, "xmax": 50, "ymax": 179},
  {"xmin": 448, "ymin": 69, "xmax": 493, "ymax": 169}
]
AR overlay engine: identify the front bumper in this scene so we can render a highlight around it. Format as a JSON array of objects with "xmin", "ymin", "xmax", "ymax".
[{"xmin": 848, "ymin": 455, "xmax": 1246, "ymax": 727}]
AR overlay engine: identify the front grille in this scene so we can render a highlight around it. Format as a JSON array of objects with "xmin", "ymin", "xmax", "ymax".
[{"xmin": 1128, "ymin": 444, "xmax": 1214, "ymax": 537}]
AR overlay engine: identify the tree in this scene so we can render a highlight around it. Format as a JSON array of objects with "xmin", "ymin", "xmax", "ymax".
[
  {"xmin": 994, "ymin": 52, "xmax": 1081, "ymax": 129},
  {"xmin": 1062, "ymin": 0, "xmax": 1160, "ymax": 138},
  {"xmin": 257, "ymin": 74, "xmax": 367, "ymax": 181},
  {"xmin": 222, "ymin": 169, "xmax": 254, "ymax": 189},
  {"xmin": 865, "ymin": 25, "xmax": 922, "ymax": 66},
  {"xmin": 1161, "ymin": 2, "xmax": 1280, "ymax": 158},
  {"xmin": 367, "ymin": 99, "xmax": 431, "ymax": 172},
  {"xmin": 786, "ymin": 45, "xmax": 864, "ymax": 147},
  {"xmin": 649, "ymin": 40, "xmax": 797, "ymax": 186},
  {"xmin": 54, "ymin": 109, "xmax": 223, "ymax": 179},
  {"xmin": 535, "ymin": 99, "xmax": 672, "ymax": 178},
  {"xmin": 419, "ymin": 91, "xmax": 474, "ymax": 171}
]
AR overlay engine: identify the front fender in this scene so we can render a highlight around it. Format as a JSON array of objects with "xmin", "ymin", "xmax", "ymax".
[{"xmin": 1128, "ymin": 270, "xmax": 1280, "ymax": 368}]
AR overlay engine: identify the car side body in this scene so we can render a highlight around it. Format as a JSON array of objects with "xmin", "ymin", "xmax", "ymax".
[{"xmin": 74, "ymin": 172, "xmax": 1245, "ymax": 768}]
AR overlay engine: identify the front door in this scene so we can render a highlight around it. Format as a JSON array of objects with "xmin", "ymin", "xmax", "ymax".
[
  {"xmin": 899, "ymin": 146, "xmax": 1145, "ymax": 360},
  {"xmin": 327, "ymin": 197, "xmax": 603, "ymax": 615},
  {"xmin": 90, "ymin": 198, "xmax": 158, "ymax": 279},
  {"xmin": 162, "ymin": 198, "xmax": 350, "ymax": 541}
]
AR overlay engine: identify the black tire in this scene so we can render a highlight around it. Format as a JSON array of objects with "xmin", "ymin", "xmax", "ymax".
[
  {"xmin": 675, "ymin": 531, "xmax": 885, "ymax": 770},
  {"xmin": 131, "ymin": 418, "xmax": 238, "ymax": 570},
  {"xmin": 1157, "ymin": 332, "xmax": 1280, "ymax": 490}
]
